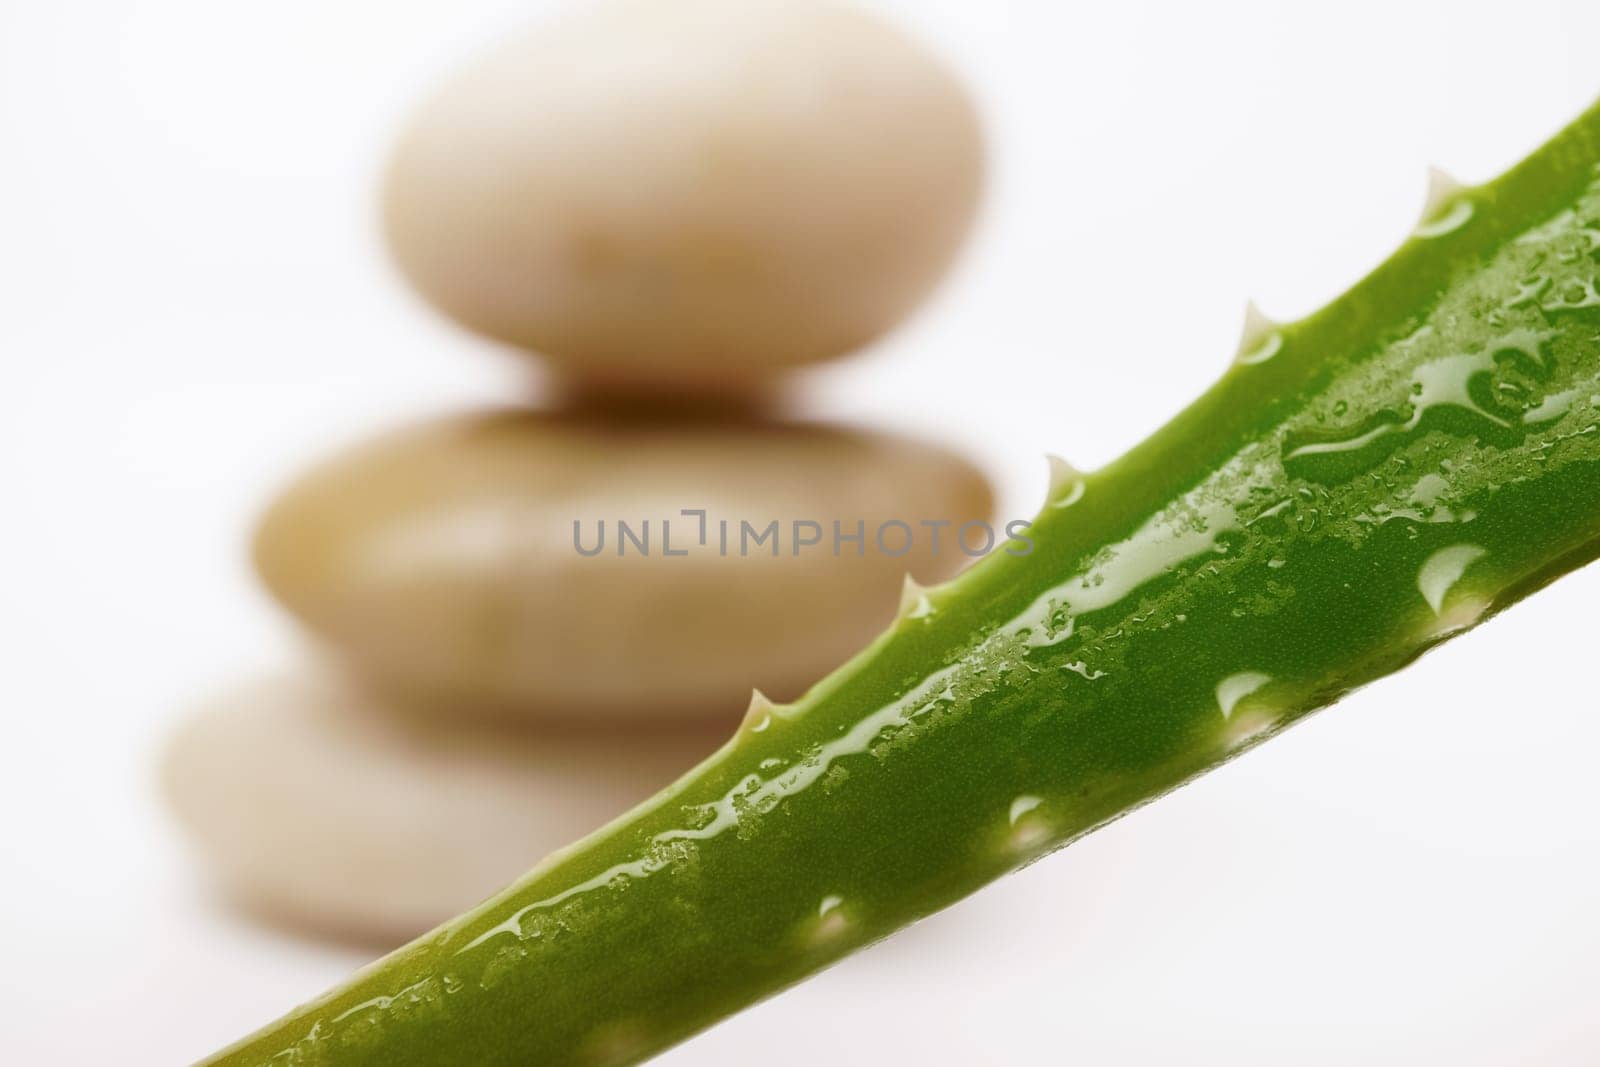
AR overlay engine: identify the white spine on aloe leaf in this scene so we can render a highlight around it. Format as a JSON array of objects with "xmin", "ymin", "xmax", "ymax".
[
  {"xmin": 1008, "ymin": 795, "xmax": 1042, "ymax": 826},
  {"xmin": 1234, "ymin": 300, "xmax": 1283, "ymax": 365},
  {"xmin": 810, "ymin": 895, "xmax": 849, "ymax": 945},
  {"xmin": 1415, "ymin": 166, "xmax": 1474, "ymax": 237},
  {"xmin": 741, "ymin": 689, "xmax": 777, "ymax": 733},
  {"xmin": 1215, "ymin": 671, "xmax": 1272, "ymax": 720},
  {"xmin": 1417, "ymin": 544, "xmax": 1487, "ymax": 615},
  {"xmin": 1005, "ymin": 795, "xmax": 1049, "ymax": 851},
  {"xmin": 1044, "ymin": 454, "xmax": 1086, "ymax": 508},
  {"xmin": 898, "ymin": 574, "xmax": 934, "ymax": 621}
]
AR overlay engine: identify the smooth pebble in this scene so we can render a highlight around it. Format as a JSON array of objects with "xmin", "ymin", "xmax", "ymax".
[
  {"xmin": 162, "ymin": 673, "xmax": 726, "ymax": 943},
  {"xmin": 383, "ymin": 0, "xmax": 985, "ymax": 392},
  {"xmin": 254, "ymin": 409, "xmax": 995, "ymax": 719}
]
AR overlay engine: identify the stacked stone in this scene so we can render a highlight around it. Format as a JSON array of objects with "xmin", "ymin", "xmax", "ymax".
[{"xmin": 164, "ymin": 0, "xmax": 992, "ymax": 944}]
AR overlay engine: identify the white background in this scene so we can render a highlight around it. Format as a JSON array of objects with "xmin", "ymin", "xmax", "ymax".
[{"xmin": 4, "ymin": 0, "xmax": 1600, "ymax": 1062}]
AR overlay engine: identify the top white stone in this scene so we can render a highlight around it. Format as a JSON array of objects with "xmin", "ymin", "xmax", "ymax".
[{"xmin": 383, "ymin": 0, "xmax": 986, "ymax": 393}]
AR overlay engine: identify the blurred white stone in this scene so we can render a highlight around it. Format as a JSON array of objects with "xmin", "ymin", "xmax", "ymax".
[
  {"xmin": 383, "ymin": 0, "xmax": 985, "ymax": 393},
  {"xmin": 254, "ymin": 409, "xmax": 995, "ymax": 721},
  {"xmin": 162, "ymin": 672, "xmax": 727, "ymax": 943}
]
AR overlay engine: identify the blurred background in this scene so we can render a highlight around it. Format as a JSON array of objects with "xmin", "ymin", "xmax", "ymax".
[{"xmin": 5, "ymin": 0, "xmax": 1600, "ymax": 1062}]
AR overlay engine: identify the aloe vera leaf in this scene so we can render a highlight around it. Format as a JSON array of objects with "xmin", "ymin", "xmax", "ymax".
[{"xmin": 204, "ymin": 98, "xmax": 1600, "ymax": 1066}]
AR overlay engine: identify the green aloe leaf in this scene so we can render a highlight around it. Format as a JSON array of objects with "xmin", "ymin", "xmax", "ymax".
[{"xmin": 205, "ymin": 96, "xmax": 1600, "ymax": 1067}]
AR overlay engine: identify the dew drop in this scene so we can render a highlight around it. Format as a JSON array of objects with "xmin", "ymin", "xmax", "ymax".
[{"xmin": 1523, "ymin": 386, "xmax": 1583, "ymax": 424}]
